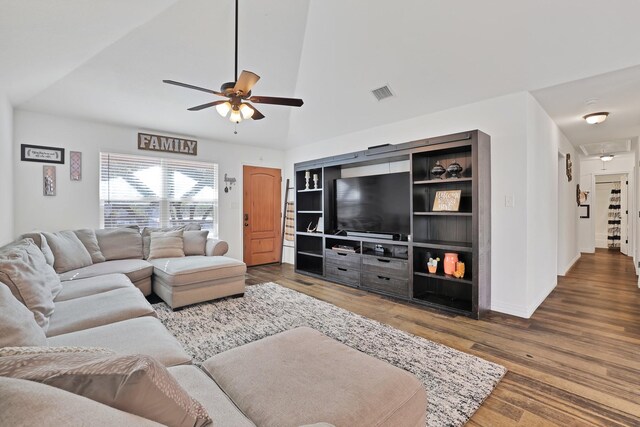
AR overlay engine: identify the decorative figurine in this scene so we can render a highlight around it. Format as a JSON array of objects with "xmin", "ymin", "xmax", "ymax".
[
  {"xmin": 304, "ymin": 170, "xmax": 310, "ymax": 190},
  {"xmin": 446, "ymin": 161, "xmax": 463, "ymax": 178},
  {"xmin": 430, "ymin": 161, "xmax": 446, "ymax": 179}
]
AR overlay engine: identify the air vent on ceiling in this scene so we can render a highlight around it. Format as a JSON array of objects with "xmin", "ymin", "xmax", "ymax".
[
  {"xmin": 371, "ymin": 85, "xmax": 394, "ymax": 101},
  {"xmin": 579, "ymin": 139, "xmax": 631, "ymax": 156}
]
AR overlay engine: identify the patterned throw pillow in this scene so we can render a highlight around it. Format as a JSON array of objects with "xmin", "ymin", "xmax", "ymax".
[
  {"xmin": 142, "ymin": 224, "xmax": 201, "ymax": 259},
  {"xmin": 148, "ymin": 230, "xmax": 186, "ymax": 260},
  {"xmin": 0, "ymin": 349, "xmax": 212, "ymax": 427}
]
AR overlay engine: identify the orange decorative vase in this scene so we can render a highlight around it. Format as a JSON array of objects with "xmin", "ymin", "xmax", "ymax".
[{"xmin": 444, "ymin": 253, "xmax": 458, "ymax": 275}]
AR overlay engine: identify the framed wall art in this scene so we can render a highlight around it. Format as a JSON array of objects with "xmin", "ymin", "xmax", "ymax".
[
  {"xmin": 43, "ymin": 165, "xmax": 56, "ymax": 196},
  {"xmin": 70, "ymin": 151, "xmax": 82, "ymax": 181},
  {"xmin": 21, "ymin": 144, "xmax": 65, "ymax": 164}
]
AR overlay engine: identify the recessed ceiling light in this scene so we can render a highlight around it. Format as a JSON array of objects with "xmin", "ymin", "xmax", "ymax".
[
  {"xmin": 583, "ymin": 112, "xmax": 609, "ymax": 125},
  {"xmin": 600, "ymin": 154, "xmax": 614, "ymax": 162}
]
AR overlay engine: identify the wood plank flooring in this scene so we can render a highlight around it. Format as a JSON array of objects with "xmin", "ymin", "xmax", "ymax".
[{"xmin": 246, "ymin": 249, "xmax": 640, "ymax": 426}]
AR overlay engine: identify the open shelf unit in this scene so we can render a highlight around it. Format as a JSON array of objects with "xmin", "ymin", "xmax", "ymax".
[{"xmin": 294, "ymin": 130, "xmax": 490, "ymax": 318}]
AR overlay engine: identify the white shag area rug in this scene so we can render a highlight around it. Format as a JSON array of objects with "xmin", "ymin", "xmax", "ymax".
[{"xmin": 153, "ymin": 282, "xmax": 506, "ymax": 427}]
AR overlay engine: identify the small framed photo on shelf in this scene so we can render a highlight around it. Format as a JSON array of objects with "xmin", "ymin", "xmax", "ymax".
[{"xmin": 433, "ymin": 190, "xmax": 461, "ymax": 211}]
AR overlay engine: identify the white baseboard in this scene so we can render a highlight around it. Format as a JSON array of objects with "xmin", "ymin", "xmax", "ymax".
[
  {"xmin": 490, "ymin": 300, "xmax": 531, "ymax": 318},
  {"xmin": 526, "ymin": 281, "xmax": 556, "ymax": 318},
  {"xmin": 558, "ymin": 253, "xmax": 581, "ymax": 276}
]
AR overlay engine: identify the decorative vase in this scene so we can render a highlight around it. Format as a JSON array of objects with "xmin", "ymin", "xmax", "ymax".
[
  {"xmin": 444, "ymin": 252, "xmax": 458, "ymax": 275},
  {"xmin": 426, "ymin": 255, "xmax": 439, "ymax": 274},
  {"xmin": 430, "ymin": 161, "xmax": 446, "ymax": 179},
  {"xmin": 446, "ymin": 161, "xmax": 463, "ymax": 178}
]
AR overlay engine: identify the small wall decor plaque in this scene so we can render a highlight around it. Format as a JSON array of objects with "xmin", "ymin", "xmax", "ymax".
[
  {"xmin": 43, "ymin": 165, "xmax": 56, "ymax": 196},
  {"xmin": 70, "ymin": 151, "xmax": 82, "ymax": 181},
  {"xmin": 21, "ymin": 144, "xmax": 65, "ymax": 164},
  {"xmin": 433, "ymin": 190, "xmax": 462, "ymax": 211},
  {"xmin": 137, "ymin": 132, "xmax": 197, "ymax": 156}
]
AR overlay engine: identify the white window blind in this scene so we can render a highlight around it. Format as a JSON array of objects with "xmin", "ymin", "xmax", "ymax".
[{"xmin": 100, "ymin": 152, "xmax": 218, "ymax": 236}]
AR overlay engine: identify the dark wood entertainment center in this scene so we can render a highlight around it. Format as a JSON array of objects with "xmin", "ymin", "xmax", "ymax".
[{"xmin": 294, "ymin": 130, "xmax": 490, "ymax": 318}]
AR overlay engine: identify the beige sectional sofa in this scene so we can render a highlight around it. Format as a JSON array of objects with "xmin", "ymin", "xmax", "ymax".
[
  {"xmin": 0, "ymin": 235, "xmax": 427, "ymax": 427},
  {"xmin": 22, "ymin": 225, "xmax": 247, "ymax": 308}
]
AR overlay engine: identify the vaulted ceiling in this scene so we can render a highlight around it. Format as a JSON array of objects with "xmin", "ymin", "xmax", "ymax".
[{"xmin": 3, "ymin": 0, "xmax": 640, "ymax": 149}]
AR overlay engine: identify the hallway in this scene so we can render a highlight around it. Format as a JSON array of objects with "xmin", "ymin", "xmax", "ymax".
[{"xmin": 247, "ymin": 250, "xmax": 640, "ymax": 425}]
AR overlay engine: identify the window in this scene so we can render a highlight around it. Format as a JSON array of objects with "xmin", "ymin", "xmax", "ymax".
[{"xmin": 100, "ymin": 152, "xmax": 218, "ymax": 236}]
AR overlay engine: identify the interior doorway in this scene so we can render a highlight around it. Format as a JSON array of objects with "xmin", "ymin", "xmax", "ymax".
[
  {"xmin": 242, "ymin": 165, "xmax": 282, "ymax": 266},
  {"xmin": 594, "ymin": 174, "xmax": 628, "ymax": 254}
]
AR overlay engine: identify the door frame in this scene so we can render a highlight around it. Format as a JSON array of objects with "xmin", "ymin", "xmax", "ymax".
[
  {"xmin": 241, "ymin": 164, "xmax": 283, "ymax": 266},
  {"xmin": 590, "ymin": 169, "xmax": 634, "ymax": 257}
]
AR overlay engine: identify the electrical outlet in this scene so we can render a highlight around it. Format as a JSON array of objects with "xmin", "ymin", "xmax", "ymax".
[{"xmin": 505, "ymin": 195, "xmax": 515, "ymax": 208}]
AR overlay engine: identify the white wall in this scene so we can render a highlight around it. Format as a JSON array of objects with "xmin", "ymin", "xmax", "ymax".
[
  {"xmin": 285, "ymin": 92, "xmax": 532, "ymax": 317},
  {"xmin": 525, "ymin": 94, "xmax": 579, "ymax": 313},
  {"xmin": 0, "ymin": 95, "xmax": 14, "ymax": 245},
  {"xmin": 13, "ymin": 110, "xmax": 285, "ymax": 261},
  {"xmin": 579, "ymin": 154, "xmax": 636, "ymax": 254}
]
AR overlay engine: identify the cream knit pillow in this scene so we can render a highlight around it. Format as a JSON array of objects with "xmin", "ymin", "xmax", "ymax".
[{"xmin": 148, "ymin": 230, "xmax": 185, "ymax": 260}]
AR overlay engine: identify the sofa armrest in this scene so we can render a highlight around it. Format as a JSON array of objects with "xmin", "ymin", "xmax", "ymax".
[{"xmin": 205, "ymin": 238, "xmax": 229, "ymax": 256}]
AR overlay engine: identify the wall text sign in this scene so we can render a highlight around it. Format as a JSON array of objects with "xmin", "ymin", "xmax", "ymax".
[{"xmin": 138, "ymin": 133, "xmax": 198, "ymax": 156}]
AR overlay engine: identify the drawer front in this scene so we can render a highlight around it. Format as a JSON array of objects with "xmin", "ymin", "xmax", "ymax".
[
  {"xmin": 326, "ymin": 263, "xmax": 360, "ymax": 286},
  {"xmin": 361, "ymin": 272, "xmax": 408, "ymax": 296},
  {"xmin": 361, "ymin": 255, "xmax": 408, "ymax": 279},
  {"xmin": 325, "ymin": 250, "xmax": 361, "ymax": 269}
]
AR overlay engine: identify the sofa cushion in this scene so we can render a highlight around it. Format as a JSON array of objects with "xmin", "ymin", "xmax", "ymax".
[
  {"xmin": 0, "ymin": 239, "xmax": 61, "ymax": 330},
  {"xmin": 19, "ymin": 232, "xmax": 55, "ymax": 266},
  {"xmin": 149, "ymin": 230, "xmax": 185, "ymax": 260},
  {"xmin": 202, "ymin": 327, "xmax": 427, "ymax": 427},
  {"xmin": 150, "ymin": 256, "xmax": 246, "ymax": 287},
  {"xmin": 184, "ymin": 230, "xmax": 209, "ymax": 256},
  {"xmin": 169, "ymin": 365, "xmax": 255, "ymax": 427},
  {"xmin": 74, "ymin": 228, "xmax": 106, "ymax": 263},
  {"xmin": 47, "ymin": 287, "xmax": 156, "ymax": 337},
  {"xmin": 0, "ymin": 282, "xmax": 48, "ymax": 347},
  {"xmin": 95, "ymin": 226, "xmax": 143, "ymax": 260},
  {"xmin": 42, "ymin": 230, "xmax": 93, "ymax": 273},
  {"xmin": 142, "ymin": 224, "xmax": 201, "ymax": 259},
  {"xmin": 0, "ymin": 376, "xmax": 165, "ymax": 427},
  {"xmin": 59, "ymin": 259, "xmax": 154, "ymax": 284},
  {"xmin": 0, "ymin": 350, "xmax": 211, "ymax": 427},
  {"xmin": 54, "ymin": 273, "xmax": 133, "ymax": 302},
  {"xmin": 48, "ymin": 317, "xmax": 192, "ymax": 367}
]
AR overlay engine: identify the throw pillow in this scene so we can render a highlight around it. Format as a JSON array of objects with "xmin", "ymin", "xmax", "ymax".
[
  {"xmin": 142, "ymin": 224, "xmax": 201, "ymax": 259},
  {"xmin": 148, "ymin": 230, "xmax": 185, "ymax": 260},
  {"xmin": 0, "ymin": 239, "xmax": 60, "ymax": 331},
  {"xmin": 0, "ymin": 350, "xmax": 212, "ymax": 427},
  {"xmin": 42, "ymin": 231, "xmax": 93, "ymax": 274},
  {"xmin": 95, "ymin": 226, "xmax": 143, "ymax": 260},
  {"xmin": 19, "ymin": 232, "xmax": 55, "ymax": 266},
  {"xmin": 0, "ymin": 282, "xmax": 48, "ymax": 347},
  {"xmin": 74, "ymin": 229, "xmax": 106, "ymax": 263},
  {"xmin": 183, "ymin": 230, "xmax": 209, "ymax": 256}
]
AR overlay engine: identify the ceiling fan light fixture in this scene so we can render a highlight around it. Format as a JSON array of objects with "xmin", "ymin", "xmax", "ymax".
[
  {"xmin": 600, "ymin": 154, "xmax": 614, "ymax": 162},
  {"xmin": 583, "ymin": 112, "xmax": 609, "ymax": 125},
  {"xmin": 229, "ymin": 108, "xmax": 242, "ymax": 123},
  {"xmin": 239, "ymin": 103, "xmax": 254, "ymax": 119},
  {"xmin": 216, "ymin": 101, "xmax": 232, "ymax": 117}
]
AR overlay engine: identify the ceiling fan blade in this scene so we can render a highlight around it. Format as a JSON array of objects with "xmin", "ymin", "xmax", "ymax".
[
  {"xmin": 188, "ymin": 100, "xmax": 227, "ymax": 111},
  {"xmin": 163, "ymin": 80, "xmax": 224, "ymax": 96},
  {"xmin": 233, "ymin": 70, "xmax": 260, "ymax": 94},
  {"xmin": 245, "ymin": 103, "xmax": 265, "ymax": 120},
  {"xmin": 248, "ymin": 95, "xmax": 304, "ymax": 107}
]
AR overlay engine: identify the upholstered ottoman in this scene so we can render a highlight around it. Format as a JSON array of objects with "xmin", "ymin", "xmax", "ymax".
[
  {"xmin": 149, "ymin": 256, "xmax": 246, "ymax": 309},
  {"xmin": 202, "ymin": 327, "xmax": 427, "ymax": 427}
]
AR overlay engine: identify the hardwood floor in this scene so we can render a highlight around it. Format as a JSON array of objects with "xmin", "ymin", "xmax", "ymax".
[{"xmin": 246, "ymin": 249, "xmax": 640, "ymax": 426}]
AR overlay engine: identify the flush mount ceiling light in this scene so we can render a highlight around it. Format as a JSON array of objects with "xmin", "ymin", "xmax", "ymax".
[
  {"xmin": 600, "ymin": 154, "xmax": 614, "ymax": 162},
  {"xmin": 583, "ymin": 112, "xmax": 609, "ymax": 125}
]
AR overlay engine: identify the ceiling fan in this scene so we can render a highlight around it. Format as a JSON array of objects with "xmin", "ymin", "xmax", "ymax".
[{"xmin": 163, "ymin": 0, "xmax": 303, "ymax": 125}]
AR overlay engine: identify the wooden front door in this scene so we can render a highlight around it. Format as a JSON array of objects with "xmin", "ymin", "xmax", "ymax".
[{"xmin": 243, "ymin": 166, "xmax": 282, "ymax": 266}]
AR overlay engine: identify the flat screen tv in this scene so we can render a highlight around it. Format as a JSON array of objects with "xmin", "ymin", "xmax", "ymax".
[{"xmin": 335, "ymin": 172, "xmax": 410, "ymax": 236}]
